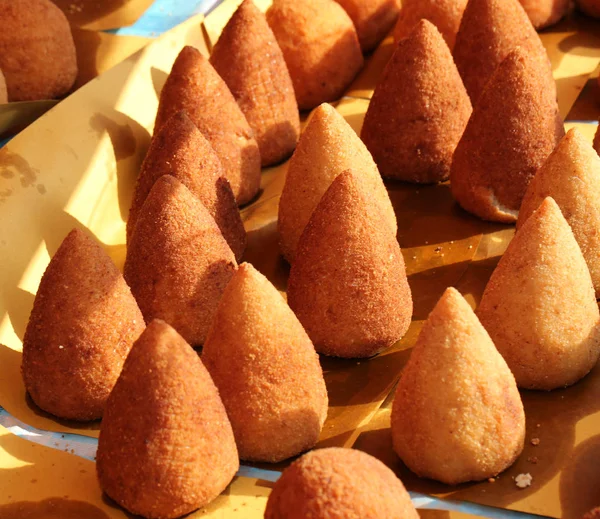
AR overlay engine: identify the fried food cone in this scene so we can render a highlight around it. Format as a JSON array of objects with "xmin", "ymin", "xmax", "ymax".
[
  {"xmin": 0, "ymin": 0, "xmax": 77, "ymax": 101},
  {"xmin": 519, "ymin": 0, "xmax": 570, "ymax": 28},
  {"xmin": 202, "ymin": 263, "xmax": 328, "ymax": 463},
  {"xmin": 518, "ymin": 129, "xmax": 600, "ymax": 297},
  {"xmin": 361, "ymin": 20, "xmax": 472, "ymax": 183},
  {"xmin": 265, "ymin": 448, "xmax": 419, "ymax": 519},
  {"xmin": 124, "ymin": 175, "xmax": 237, "ymax": 347},
  {"xmin": 154, "ymin": 46, "xmax": 261, "ymax": 205},
  {"xmin": 21, "ymin": 229, "xmax": 144, "ymax": 421},
  {"xmin": 96, "ymin": 320, "xmax": 238, "ymax": 519},
  {"xmin": 576, "ymin": 0, "xmax": 600, "ymax": 17},
  {"xmin": 391, "ymin": 287, "xmax": 525, "ymax": 484},
  {"xmin": 393, "ymin": 0, "xmax": 467, "ymax": 49},
  {"xmin": 450, "ymin": 48, "xmax": 564, "ymax": 223},
  {"xmin": 210, "ymin": 0, "xmax": 300, "ymax": 167},
  {"xmin": 127, "ymin": 111, "xmax": 246, "ymax": 261},
  {"xmin": 594, "ymin": 120, "xmax": 600, "ymax": 154},
  {"xmin": 278, "ymin": 103, "xmax": 396, "ymax": 263},
  {"xmin": 287, "ymin": 170, "xmax": 412, "ymax": 358},
  {"xmin": 334, "ymin": 0, "xmax": 401, "ymax": 52},
  {"xmin": 266, "ymin": 0, "xmax": 364, "ymax": 111},
  {"xmin": 478, "ymin": 197, "xmax": 600, "ymax": 390},
  {"xmin": 453, "ymin": 0, "xmax": 552, "ymax": 103},
  {"xmin": 0, "ymin": 69, "xmax": 7, "ymax": 104}
]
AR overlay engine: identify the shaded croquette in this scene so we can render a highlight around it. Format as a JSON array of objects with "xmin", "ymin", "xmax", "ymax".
[
  {"xmin": 361, "ymin": 20, "xmax": 472, "ymax": 183},
  {"xmin": 0, "ymin": 0, "xmax": 77, "ymax": 101},
  {"xmin": 394, "ymin": 0, "xmax": 467, "ymax": 49},
  {"xmin": 210, "ymin": 0, "xmax": 300, "ymax": 167},
  {"xmin": 519, "ymin": 0, "xmax": 570, "ymax": 28},
  {"xmin": 453, "ymin": 0, "xmax": 553, "ymax": 103},
  {"xmin": 334, "ymin": 0, "xmax": 401, "ymax": 52},
  {"xmin": 154, "ymin": 46, "xmax": 261, "ymax": 205},
  {"xmin": 277, "ymin": 103, "xmax": 396, "ymax": 263},
  {"xmin": 202, "ymin": 262, "xmax": 328, "ymax": 463},
  {"xmin": 287, "ymin": 170, "xmax": 412, "ymax": 358},
  {"xmin": 391, "ymin": 287, "xmax": 525, "ymax": 485},
  {"xmin": 124, "ymin": 175, "xmax": 237, "ymax": 347},
  {"xmin": 264, "ymin": 447, "xmax": 419, "ymax": 519},
  {"xmin": 21, "ymin": 229, "xmax": 144, "ymax": 421},
  {"xmin": 266, "ymin": 0, "xmax": 364, "ymax": 111},
  {"xmin": 96, "ymin": 319, "xmax": 238, "ymax": 519},
  {"xmin": 450, "ymin": 47, "xmax": 564, "ymax": 223},
  {"xmin": 519, "ymin": 129, "xmax": 600, "ymax": 297},
  {"xmin": 477, "ymin": 197, "xmax": 600, "ymax": 390},
  {"xmin": 127, "ymin": 110, "xmax": 246, "ymax": 261}
]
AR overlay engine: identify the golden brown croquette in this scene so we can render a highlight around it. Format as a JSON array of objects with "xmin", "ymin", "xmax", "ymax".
[
  {"xmin": 210, "ymin": 0, "xmax": 300, "ymax": 167},
  {"xmin": 124, "ymin": 175, "xmax": 237, "ymax": 347},
  {"xmin": 22, "ymin": 229, "xmax": 144, "ymax": 421},
  {"xmin": 96, "ymin": 319, "xmax": 238, "ymax": 519},
  {"xmin": 154, "ymin": 46, "xmax": 261, "ymax": 205},
  {"xmin": 477, "ymin": 197, "xmax": 600, "ymax": 390}
]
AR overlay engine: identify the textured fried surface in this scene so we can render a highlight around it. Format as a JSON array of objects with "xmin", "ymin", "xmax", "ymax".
[
  {"xmin": 96, "ymin": 320, "xmax": 238, "ymax": 519},
  {"xmin": 127, "ymin": 111, "xmax": 246, "ymax": 261},
  {"xmin": 334, "ymin": 0, "xmax": 401, "ymax": 52},
  {"xmin": 22, "ymin": 229, "xmax": 144, "ymax": 421},
  {"xmin": 124, "ymin": 175, "xmax": 237, "ymax": 347},
  {"xmin": 266, "ymin": 0, "xmax": 364, "ymax": 111},
  {"xmin": 450, "ymin": 48, "xmax": 564, "ymax": 223},
  {"xmin": 477, "ymin": 198, "xmax": 600, "ymax": 390},
  {"xmin": 576, "ymin": 0, "xmax": 600, "ymax": 17},
  {"xmin": 0, "ymin": 69, "xmax": 7, "ymax": 104},
  {"xmin": 362, "ymin": 21, "xmax": 471, "ymax": 183},
  {"xmin": 392, "ymin": 287, "xmax": 525, "ymax": 485},
  {"xmin": 154, "ymin": 46, "xmax": 261, "ymax": 205},
  {"xmin": 211, "ymin": 0, "xmax": 299, "ymax": 167},
  {"xmin": 287, "ymin": 170, "xmax": 412, "ymax": 358},
  {"xmin": 519, "ymin": 0, "xmax": 570, "ymax": 28},
  {"xmin": 278, "ymin": 103, "xmax": 396, "ymax": 263},
  {"xmin": 394, "ymin": 0, "xmax": 467, "ymax": 49},
  {"xmin": 519, "ymin": 129, "xmax": 600, "ymax": 297},
  {"xmin": 264, "ymin": 447, "xmax": 418, "ymax": 519},
  {"xmin": 453, "ymin": 0, "xmax": 552, "ymax": 103},
  {"xmin": 202, "ymin": 263, "xmax": 328, "ymax": 462},
  {"xmin": 0, "ymin": 0, "xmax": 77, "ymax": 101}
]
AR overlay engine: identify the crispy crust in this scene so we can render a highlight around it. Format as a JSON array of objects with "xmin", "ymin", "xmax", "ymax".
[
  {"xmin": 361, "ymin": 20, "xmax": 471, "ymax": 183},
  {"xmin": 453, "ymin": 0, "xmax": 552, "ymax": 103},
  {"xmin": 0, "ymin": 0, "xmax": 77, "ymax": 101},
  {"xmin": 278, "ymin": 103, "xmax": 396, "ymax": 263},
  {"xmin": 211, "ymin": 0, "xmax": 300, "ymax": 166},
  {"xmin": 155, "ymin": 46, "xmax": 261, "ymax": 205},
  {"xmin": 96, "ymin": 320, "xmax": 239, "ymax": 519},
  {"xmin": 450, "ymin": 48, "xmax": 564, "ymax": 222},
  {"xmin": 393, "ymin": 0, "xmax": 467, "ymax": 49},
  {"xmin": 287, "ymin": 170, "xmax": 412, "ymax": 358},
  {"xmin": 477, "ymin": 198, "xmax": 600, "ymax": 390},
  {"xmin": 266, "ymin": 0, "xmax": 364, "ymax": 111},
  {"xmin": 391, "ymin": 287, "xmax": 525, "ymax": 484},
  {"xmin": 128, "ymin": 111, "xmax": 246, "ymax": 261},
  {"xmin": 0, "ymin": 69, "xmax": 7, "ymax": 104},
  {"xmin": 203, "ymin": 263, "xmax": 328, "ymax": 462},
  {"xmin": 335, "ymin": 0, "xmax": 401, "ymax": 52},
  {"xmin": 22, "ymin": 229, "xmax": 144, "ymax": 421},
  {"xmin": 124, "ymin": 175, "xmax": 237, "ymax": 347},
  {"xmin": 264, "ymin": 447, "xmax": 418, "ymax": 519}
]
